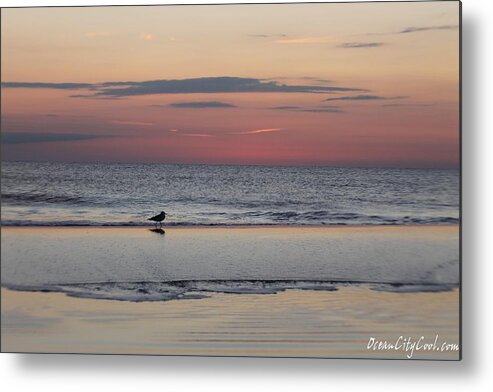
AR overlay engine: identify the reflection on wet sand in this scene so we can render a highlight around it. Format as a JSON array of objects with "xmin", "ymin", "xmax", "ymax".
[
  {"xmin": 1, "ymin": 288, "xmax": 459, "ymax": 359},
  {"xmin": 149, "ymin": 228, "xmax": 165, "ymax": 235}
]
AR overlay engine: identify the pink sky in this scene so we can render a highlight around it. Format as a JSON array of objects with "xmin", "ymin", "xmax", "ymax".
[{"xmin": 1, "ymin": 3, "xmax": 460, "ymax": 168}]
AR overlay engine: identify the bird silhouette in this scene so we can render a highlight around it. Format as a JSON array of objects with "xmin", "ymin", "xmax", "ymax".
[{"xmin": 148, "ymin": 211, "xmax": 166, "ymax": 227}]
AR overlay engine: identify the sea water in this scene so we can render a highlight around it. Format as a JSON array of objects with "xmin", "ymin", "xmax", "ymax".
[
  {"xmin": 1, "ymin": 161, "xmax": 460, "ymax": 301},
  {"xmin": 1, "ymin": 161, "xmax": 460, "ymax": 227}
]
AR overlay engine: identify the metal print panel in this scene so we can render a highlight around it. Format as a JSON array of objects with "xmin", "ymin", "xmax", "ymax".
[{"xmin": 0, "ymin": 1, "xmax": 461, "ymax": 359}]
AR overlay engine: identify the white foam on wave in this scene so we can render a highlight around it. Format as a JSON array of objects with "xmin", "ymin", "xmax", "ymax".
[
  {"xmin": 3, "ymin": 280, "xmax": 340, "ymax": 302},
  {"xmin": 3, "ymin": 280, "xmax": 458, "ymax": 302}
]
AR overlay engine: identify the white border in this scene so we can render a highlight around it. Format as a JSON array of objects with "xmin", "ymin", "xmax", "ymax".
[{"xmin": 1, "ymin": 0, "xmax": 492, "ymax": 390}]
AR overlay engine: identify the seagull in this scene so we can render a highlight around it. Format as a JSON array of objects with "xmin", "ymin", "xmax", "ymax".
[{"xmin": 148, "ymin": 211, "xmax": 166, "ymax": 227}]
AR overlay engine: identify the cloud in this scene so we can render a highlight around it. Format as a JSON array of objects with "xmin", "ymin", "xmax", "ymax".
[
  {"xmin": 274, "ymin": 36, "xmax": 335, "ymax": 44},
  {"xmin": 263, "ymin": 76, "xmax": 334, "ymax": 85},
  {"xmin": 339, "ymin": 42, "xmax": 385, "ymax": 48},
  {"xmin": 302, "ymin": 77, "xmax": 333, "ymax": 83},
  {"xmin": 381, "ymin": 103, "xmax": 433, "ymax": 108},
  {"xmin": 166, "ymin": 129, "xmax": 212, "ymax": 137},
  {"xmin": 2, "ymin": 77, "xmax": 367, "ymax": 98},
  {"xmin": 247, "ymin": 33, "xmax": 287, "ymax": 38},
  {"xmin": 296, "ymin": 108, "xmax": 343, "ymax": 113},
  {"xmin": 270, "ymin": 105, "xmax": 342, "ymax": 113},
  {"xmin": 367, "ymin": 24, "xmax": 459, "ymax": 37},
  {"xmin": 91, "ymin": 77, "xmax": 366, "ymax": 97},
  {"xmin": 169, "ymin": 101, "xmax": 237, "ymax": 108},
  {"xmin": 110, "ymin": 120, "xmax": 154, "ymax": 126},
  {"xmin": 270, "ymin": 106, "xmax": 301, "ymax": 110},
  {"xmin": 180, "ymin": 133, "xmax": 213, "ymax": 138},
  {"xmin": 68, "ymin": 94, "xmax": 124, "ymax": 100},
  {"xmin": 233, "ymin": 128, "xmax": 283, "ymax": 135},
  {"xmin": 1, "ymin": 82, "xmax": 93, "ymax": 89},
  {"xmin": 324, "ymin": 95, "xmax": 407, "ymax": 102},
  {"xmin": 399, "ymin": 25, "xmax": 458, "ymax": 34},
  {"xmin": 1, "ymin": 132, "xmax": 104, "ymax": 144}
]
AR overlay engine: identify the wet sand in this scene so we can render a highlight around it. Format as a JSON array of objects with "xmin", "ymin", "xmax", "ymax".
[
  {"xmin": 1, "ymin": 225, "xmax": 459, "ymax": 288},
  {"xmin": 1, "ymin": 225, "xmax": 460, "ymax": 359},
  {"xmin": 1, "ymin": 287, "xmax": 459, "ymax": 359}
]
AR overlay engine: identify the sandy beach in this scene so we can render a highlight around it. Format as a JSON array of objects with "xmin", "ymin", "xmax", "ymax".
[
  {"xmin": 1, "ymin": 225, "xmax": 459, "ymax": 287},
  {"xmin": 1, "ymin": 286, "xmax": 459, "ymax": 359},
  {"xmin": 1, "ymin": 225, "xmax": 460, "ymax": 359}
]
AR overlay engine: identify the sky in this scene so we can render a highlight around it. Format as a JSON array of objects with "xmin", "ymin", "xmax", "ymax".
[{"xmin": 1, "ymin": 2, "xmax": 460, "ymax": 167}]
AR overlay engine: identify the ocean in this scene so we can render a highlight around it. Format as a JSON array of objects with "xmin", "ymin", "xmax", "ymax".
[{"xmin": 1, "ymin": 161, "xmax": 460, "ymax": 227}]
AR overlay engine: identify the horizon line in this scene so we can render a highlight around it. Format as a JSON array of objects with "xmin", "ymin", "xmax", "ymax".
[{"xmin": 1, "ymin": 159, "xmax": 460, "ymax": 171}]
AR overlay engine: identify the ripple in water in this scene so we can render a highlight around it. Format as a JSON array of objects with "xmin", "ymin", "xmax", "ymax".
[{"xmin": 1, "ymin": 161, "xmax": 460, "ymax": 226}]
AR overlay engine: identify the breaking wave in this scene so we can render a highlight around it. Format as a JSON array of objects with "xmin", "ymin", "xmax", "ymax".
[{"xmin": 2, "ymin": 280, "xmax": 458, "ymax": 302}]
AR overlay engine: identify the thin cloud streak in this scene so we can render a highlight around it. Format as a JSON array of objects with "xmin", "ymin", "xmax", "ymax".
[
  {"xmin": 169, "ymin": 101, "xmax": 237, "ymax": 108},
  {"xmin": 297, "ymin": 108, "xmax": 343, "ymax": 113},
  {"xmin": 167, "ymin": 128, "xmax": 212, "ymax": 137},
  {"xmin": 274, "ymin": 36, "xmax": 335, "ymax": 44},
  {"xmin": 367, "ymin": 24, "xmax": 458, "ymax": 36},
  {"xmin": 399, "ymin": 25, "xmax": 458, "ymax": 34},
  {"xmin": 339, "ymin": 42, "xmax": 385, "ymax": 48},
  {"xmin": 324, "ymin": 95, "xmax": 407, "ymax": 102},
  {"xmin": 110, "ymin": 120, "xmax": 154, "ymax": 126},
  {"xmin": 233, "ymin": 128, "xmax": 283, "ymax": 135},
  {"xmin": 270, "ymin": 105, "xmax": 342, "ymax": 113},
  {"xmin": 270, "ymin": 106, "xmax": 301, "ymax": 110},
  {"xmin": 302, "ymin": 77, "xmax": 333, "ymax": 83},
  {"xmin": 382, "ymin": 103, "xmax": 433, "ymax": 108},
  {"xmin": 180, "ymin": 133, "xmax": 213, "ymax": 138},
  {"xmin": 2, "ymin": 77, "xmax": 367, "ymax": 97},
  {"xmin": 247, "ymin": 33, "xmax": 287, "ymax": 38}
]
